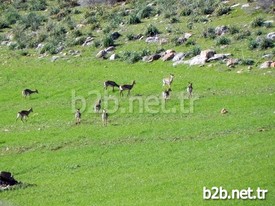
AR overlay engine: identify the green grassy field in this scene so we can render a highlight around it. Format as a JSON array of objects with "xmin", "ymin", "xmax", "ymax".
[
  {"xmin": 0, "ymin": 0, "xmax": 275, "ymax": 205},
  {"xmin": 0, "ymin": 48, "xmax": 274, "ymax": 205}
]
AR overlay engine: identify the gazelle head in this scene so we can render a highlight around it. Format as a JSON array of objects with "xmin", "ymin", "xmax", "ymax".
[{"xmin": 35, "ymin": 89, "xmax": 39, "ymax": 93}]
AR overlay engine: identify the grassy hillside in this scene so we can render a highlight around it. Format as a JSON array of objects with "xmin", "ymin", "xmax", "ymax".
[{"xmin": 0, "ymin": 0, "xmax": 274, "ymax": 205}]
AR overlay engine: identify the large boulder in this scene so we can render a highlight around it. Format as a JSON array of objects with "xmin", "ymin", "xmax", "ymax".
[
  {"xmin": 215, "ymin": 26, "xmax": 228, "ymax": 36},
  {"xmin": 96, "ymin": 50, "xmax": 107, "ymax": 58},
  {"xmin": 266, "ymin": 32, "xmax": 275, "ymax": 41},
  {"xmin": 200, "ymin": 49, "xmax": 216, "ymax": 60},
  {"xmin": 259, "ymin": 61, "xmax": 272, "ymax": 69},
  {"xmin": 172, "ymin": 52, "xmax": 185, "ymax": 62},
  {"xmin": 147, "ymin": 54, "xmax": 161, "ymax": 62}
]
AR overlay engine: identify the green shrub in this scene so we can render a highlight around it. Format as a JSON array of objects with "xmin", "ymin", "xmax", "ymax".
[
  {"xmin": 259, "ymin": 37, "xmax": 274, "ymax": 50},
  {"xmin": 234, "ymin": 30, "xmax": 251, "ymax": 40},
  {"xmin": 216, "ymin": 36, "xmax": 231, "ymax": 45},
  {"xmin": 0, "ymin": 19, "xmax": 9, "ymax": 29},
  {"xmin": 29, "ymin": 0, "xmax": 47, "ymax": 11},
  {"xmin": 72, "ymin": 29, "xmax": 82, "ymax": 38},
  {"xmin": 202, "ymin": 27, "xmax": 216, "ymax": 39},
  {"xmin": 202, "ymin": 6, "xmax": 215, "ymax": 15},
  {"xmin": 186, "ymin": 39, "xmax": 196, "ymax": 46},
  {"xmin": 215, "ymin": 5, "xmax": 231, "ymax": 16},
  {"xmin": 102, "ymin": 34, "xmax": 114, "ymax": 47},
  {"xmin": 239, "ymin": 59, "xmax": 254, "ymax": 65},
  {"xmin": 251, "ymin": 17, "xmax": 265, "ymax": 27},
  {"xmin": 21, "ymin": 12, "xmax": 44, "ymax": 31},
  {"xmin": 40, "ymin": 42, "xmax": 58, "ymax": 54},
  {"xmin": 121, "ymin": 51, "xmax": 142, "ymax": 64},
  {"xmin": 248, "ymin": 39, "xmax": 259, "ymax": 50},
  {"xmin": 5, "ymin": 8, "xmax": 21, "ymax": 25},
  {"xmin": 228, "ymin": 25, "xmax": 240, "ymax": 35},
  {"xmin": 170, "ymin": 17, "xmax": 179, "ymax": 24},
  {"xmin": 189, "ymin": 46, "xmax": 201, "ymax": 57},
  {"xmin": 128, "ymin": 14, "xmax": 141, "ymax": 24},
  {"xmin": 145, "ymin": 24, "xmax": 160, "ymax": 37},
  {"xmin": 50, "ymin": 7, "xmax": 60, "ymax": 16},
  {"xmin": 180, "ymin": 8, "xmax": 192, "ymax": 16},
  {"xmin": 137, "ymin": 5, "xmax": 155, "ymax": 19}
]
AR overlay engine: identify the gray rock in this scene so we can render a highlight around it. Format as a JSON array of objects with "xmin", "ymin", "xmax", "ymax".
[
  {"xmin": 96, "ymin": 50, "xmax": 107, "ymax": 58},
  {"xmin": 145, "ymin": 36, "xmax": 159, "ymax": 43},
  {"xmin": 51, "ymin": 56, "xmax": 59, "ymax": 62},
  {"xmin": 172, "ymin": 53, "xmax": 185, "ymax": 62},
  {"xmin": 109, "ymin": 54, "xmax": 117, "ymax": 60},
  {"xmin": 207, "ymin": 53, "xmax": 231, "ymax": 61},
  {"xmin": 259, "ymin": 61, "xmax": 272, "ymax": 69},
  {"xmin": 266, "ymin": 32, "xmax": 275, "ymax": 41}
]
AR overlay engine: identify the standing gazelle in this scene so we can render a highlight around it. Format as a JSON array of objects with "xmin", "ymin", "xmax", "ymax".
[
  {"xmin": 75, "ymin": 109, "xmax": 81, "ymax": 125},
  {"xmin": 16, "ymin": 108, "xmax": 33, "ymax": 122},
  {"xmin": 102, "ymin": 109, "xmax": 108, "ymax": 126},
  {"xmin": 22, "ymin": 89, "xmax": 38, "ymax": 98},
  {"xmin": 162, "ymin": 74, "xmax": 174, "ymax": 88},
  {"xmin": 187, "ymin": 82, "xmax": 193, "ymax": 98},
  {"xmin": 104, "ymin": 80, "xmax": 120, "ymax": 92},
  {"xmin": 119, "ymin": 81, "xmax": 136, "ymax": 97},
  {"xmin": 162, "ymin": 88, "xmax": 172, "ymax": 102},
  {"xmin": 94, "ymin": 99, "xmax": 102, "ymax": 113}
]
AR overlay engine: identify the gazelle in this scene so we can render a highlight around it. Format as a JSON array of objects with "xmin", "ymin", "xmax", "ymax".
[
  {"xmin": 16, "ymin": 108, "xmax": 33, "ymax": 122},
  {"xmin": 94, "ymin": 99, "xmax": 102, "ymax": 113},
  {"xmin": 162, "ymin": 88, "xmax": 172, "ymax": 102},
  {"xmin": 75, "ymin": 109, "xmax": 81, "ymax": 125},
  {"xmin": 22, "ymin": 89, "xmax": 38, "ymax": 98},
  {"xmin": 119, "ymin": 80, "xmax": 136, "ymax": 97},
  {"xmin": 104, "ymin": 80, "xmax": 120, "ymax": 92},
  {"xmin": 162, "ymin": 74, "xmax": 174, "ymax": 88},
  {"xmin": 102, "ymin": 109, "xmax": 108, "ymax": 126},
  {"xmin": 187, "ymin": 82, "xmax": 193, "ymax": 98}
]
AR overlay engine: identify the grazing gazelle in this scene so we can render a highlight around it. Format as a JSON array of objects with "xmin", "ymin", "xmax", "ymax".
[
  {"xmin": 102, "ymin": 109, "xmax": 108, "ymax": 126},
  {"xmin": 104, "ymin": 80, "xmax": 120, "ymax": 92},
  {"xmin": 16, "ymin": 108, "xmax": 33, "ymax": 122},
  {"xmin": 162, "ymin": 88, "xmax": 172, "ymax": 102},
  {"xmin": 75, "ymin": 109, "xmax": 81, "ymax": 125},
  {"xmin": 94, "ymin": 99, "xmax": 102, "ymax": 113},
  {"xmin": 22, "ymin": 89, "xmax": 38, "ymax": 98},
  {"xmin": 119, "ymin": 80, "xmax": 136, "ymax": 97},
  {"xmin": 187, "ymin": 82, "xmax": 193, "ymax": 98},
  {"xmin": 162, "ymin": 74, "xmax": 174, "ymax": 88}
]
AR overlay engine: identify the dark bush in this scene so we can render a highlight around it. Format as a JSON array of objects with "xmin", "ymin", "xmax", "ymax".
[
  {"xmin": 251, "ymin": 17, "xmax": 265, "ymax": 27},
  {"xmin": 128, "ymin": 14, "xmax": 141, "ymax": 24},
  {"xmin": 180, "ymin": 8, "xmax": 192, "ymax": 16},
  {"xmin": 29, "ymin": 0, "xmax": 47, "ymax": 11},
  {"xmin": 121, "ymin": 51, "xmax": 142, "ymax": 64},
  {"xmin": 21, "ymin": 12, "xmax": 45, "ymax": 31},
  {"xmin": 137, "ymin": 6, "xmax": 154, "ymax": 19},
  {"xmin": 5, "ymin": 8, "xmax": 21, "ymax": 25},
  {"xmin": 228, "ymin": 25, "xmax": 240, "ymax": 35},
  {"xmin": 259, "ymin": 37, "xmax": 274, "ymax": 50},
  {"xmin": 102, "ymin": 34, "xmax": 114, "ymax": 47},
  {"xmin": 145, "ymin": 24, "xmax": 160, "ymax": 37},
  {"xmin": 248, "ymin": 39, "xmax": 259, "ymax": 50},
  {"xmin": 215, "ymin": 5, "xmax": 231, "ymax": 16},
  {"xmin": 216, "ymin": 36, "xmax": 231, "ymax": 45},
  {"xmin": 202, "ymin": 6, "xmax": 215, "ymax": 15}
]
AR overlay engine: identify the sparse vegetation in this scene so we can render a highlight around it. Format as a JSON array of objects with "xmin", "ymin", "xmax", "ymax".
[{"xmin": 0, "ymin": 1, "xmax": 274, "ymax": 205}]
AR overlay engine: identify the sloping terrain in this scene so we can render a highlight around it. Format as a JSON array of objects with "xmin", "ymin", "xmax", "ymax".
[{"xmin": 0, "ymin": 0, "xmax": 274, "ymax": 205}]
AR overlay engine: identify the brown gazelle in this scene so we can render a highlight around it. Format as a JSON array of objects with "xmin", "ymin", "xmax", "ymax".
[
  {"xmin": 94, "ymin": 99, "xmax": 102, "ymax": 113},
  {"xmin": 104, "ymin": 80, "xmax": 120, "ymax": 92},
  {"xmin": 187, "ymin": 82, "xmax": 193, "ymax": 98},
  {"xmin": 16, "ymin": 108, "xmax": 33, "ymax": 122},
  {"xmin": 102, "ymin": 109, "xmax": 108, "ymax": 126},
  {"xmin": 162, "ymin": 88, "xmax": 172, "ymax": 102},
  {"xmin": 22, "ymin": 89, "xmax": 38, "ymax": 98},
  {"xmin": 75, "ymin": 109, "xmax": 81, "ymax": 125},
  {"xmin": 119, "ymin": 81, "xmax": 136, "ymax": 97},
  {"xmin": 162, "ymin": 74, "xmax": 174, "ymax": 88}
]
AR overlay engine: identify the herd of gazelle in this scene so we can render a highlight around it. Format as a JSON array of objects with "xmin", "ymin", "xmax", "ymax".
[{"xmin": 17, "ymin": 75, "xmax": 193, "ymax": 126}]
